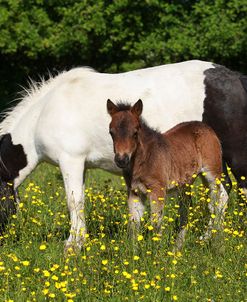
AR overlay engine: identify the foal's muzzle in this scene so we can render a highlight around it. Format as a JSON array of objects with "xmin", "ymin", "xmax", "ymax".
[{"xmin": 114, "ymin": 153, "xmax": 130, "ymax": 168}]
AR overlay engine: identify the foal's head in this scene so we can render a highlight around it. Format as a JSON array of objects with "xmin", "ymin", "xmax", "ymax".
[{"xmin": 107, "ymin": 99, "xmax": 143, "ymax": 168}]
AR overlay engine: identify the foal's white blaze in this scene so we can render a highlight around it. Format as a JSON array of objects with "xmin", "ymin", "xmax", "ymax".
[{"xmin": 0, "ymin": 60, "xmax": 214, "ymax": 249}]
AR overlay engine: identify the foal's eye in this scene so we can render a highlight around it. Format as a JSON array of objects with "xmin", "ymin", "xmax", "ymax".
[
  {"xmin": 133, "ymin": 131, "xmax": 138, "ymax": 139},
  {"xmin": 109, "ymin": 129, "xmax": 114, "ymax": 137}
]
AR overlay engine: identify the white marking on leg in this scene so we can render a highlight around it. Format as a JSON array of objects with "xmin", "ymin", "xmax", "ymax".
[
  {"xmin": 175, "ymin": 228, "xmax": 188, "ymax": 251},
  {"xmin": 128, "ymin": 191, "xmax": 145, "ymax": 234},
  {"xmin": 201, "ymin": 178, "xmax": 228, "ymax": 240}
]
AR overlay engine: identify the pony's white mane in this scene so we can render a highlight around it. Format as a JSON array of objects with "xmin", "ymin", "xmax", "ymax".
[{"xmin": 0, "ymin": 67, "xmax": 95, "ymax": 135}]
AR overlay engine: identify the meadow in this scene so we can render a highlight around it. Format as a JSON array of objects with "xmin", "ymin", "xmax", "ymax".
[{"xmin": 0, "ymin": 163, "xmax": 246, "ymax": 302}]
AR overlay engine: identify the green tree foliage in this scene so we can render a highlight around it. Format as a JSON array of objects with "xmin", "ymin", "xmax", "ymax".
[{"xmin": 0, "ymin": 0, "xmax": 246, "ymax": 109}]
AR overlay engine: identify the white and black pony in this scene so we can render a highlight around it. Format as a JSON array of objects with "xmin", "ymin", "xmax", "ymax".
[{"xmin": 0, "ymin": 60, "xmax": 246, "ymax": 249}]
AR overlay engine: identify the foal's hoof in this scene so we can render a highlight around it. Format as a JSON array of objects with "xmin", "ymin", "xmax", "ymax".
[
  {"xmin": 199, "ymin": 233, "xmax": 211, "ymax": 242},
  {"xmin": 64, "ymin": 240, "xmax": 82, "ymax": 256},
  {"xmin": 199, "ymin": 228, "xmax": 213, "ymax": 241}
]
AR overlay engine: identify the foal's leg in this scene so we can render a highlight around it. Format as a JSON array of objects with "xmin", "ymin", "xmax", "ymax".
[
  {"xmin": 123, "ymin": 170, "xmax": 145, "ymax": 237},
  {"xmin": 174, "ymin": 187, "xmax": 192, "ymax": 250},
  {"xmin": 148, "ymin": 186, "xmax": 165, "ymax": 232},
  {"xmin": 128, "ymin": 190, "xmax": 145, "ymax": 237},
  {"xmin": 202, "ymin": 174, "xmax": 228, "ymax": 240},
  {"xmin": 59, "ymin": 154, "xmax": 86, "ymax": 251}
]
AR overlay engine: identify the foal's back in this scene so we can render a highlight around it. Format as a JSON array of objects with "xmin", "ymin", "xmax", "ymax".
[{"xmin": 163, "ymin": 121, "xmax": 222, "ymax": 184}]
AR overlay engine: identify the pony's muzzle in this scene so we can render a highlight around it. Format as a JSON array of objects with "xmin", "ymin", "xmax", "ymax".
[{"xmin": 114, "ymin": 153, "xmax": 130, "ymax": 168}]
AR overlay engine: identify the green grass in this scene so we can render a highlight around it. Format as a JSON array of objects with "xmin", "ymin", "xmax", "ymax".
[{"xmin": 0, "ymin": 163, "xmax": 246, "ymax": 302}]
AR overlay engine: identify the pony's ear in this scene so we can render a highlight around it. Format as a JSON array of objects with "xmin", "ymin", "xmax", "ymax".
[
  {"xmin": 131, "ymin": 99, "xmax": 143, "ymax": 117},
  {"xmin": 107, "ymin": 99, "xmax": 119, "ymax": 116}
]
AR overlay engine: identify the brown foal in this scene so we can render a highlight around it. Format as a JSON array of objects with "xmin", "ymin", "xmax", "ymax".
[{"xmin": 107, "ymin": 99, "xmax": 228, "ymax": 247}]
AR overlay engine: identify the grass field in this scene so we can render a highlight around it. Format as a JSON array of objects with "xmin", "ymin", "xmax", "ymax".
[{"xmin": 0, "ymin": 163, "xmax": 246, "ymax": 302}]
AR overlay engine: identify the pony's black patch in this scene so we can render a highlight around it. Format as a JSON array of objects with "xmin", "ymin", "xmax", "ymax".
[
  {"xmin": 0, "ymin": 133, "xmax": 27, "ymax": 181},
  {"xmin": 0, "ymin": 133, "xmax": 27, "ymax": 233},
  {"xmin": 203, "ymin": 65, "xmax": 247, "ymax": 187}
]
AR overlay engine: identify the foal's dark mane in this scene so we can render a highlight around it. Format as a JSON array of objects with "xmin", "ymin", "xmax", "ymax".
[
  {"xmin": 115, "ymin": 102, "xmax": 132, "ymax": 111},
  {"xmin": 116, "ymin": 102, "xmax": 167, "ymax": 148}
]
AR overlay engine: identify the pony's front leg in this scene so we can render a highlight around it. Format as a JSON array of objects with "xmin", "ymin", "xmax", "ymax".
[
  {"xmin": 128, "ymin": 190, "xmax": 145, "ymax": 238},
  {"xmin": 149, "ymin": 187, "xmax": 165, "ymax": 232},
  {"xmin": 60, "ymin": 155, "xmax": 86, "ymax": 252}
]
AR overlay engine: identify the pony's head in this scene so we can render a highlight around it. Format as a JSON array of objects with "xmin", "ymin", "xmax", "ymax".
[{"xmin": 107, "ymin": 99, "xmax": 143, "ymax": 169}]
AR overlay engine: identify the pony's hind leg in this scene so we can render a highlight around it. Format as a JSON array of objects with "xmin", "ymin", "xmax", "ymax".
[{"xmin": 59, "ymin": 154, "xmax": 86, "ymax": 252}]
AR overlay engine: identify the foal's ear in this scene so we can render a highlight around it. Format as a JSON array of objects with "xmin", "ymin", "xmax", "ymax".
[
  {"xmin": 131, "ymin": 99, "xmax": 143, "ymax": 117},
  {"xmin": 107, "ymin": 99, "xmax": 119, "ymax": 116}
]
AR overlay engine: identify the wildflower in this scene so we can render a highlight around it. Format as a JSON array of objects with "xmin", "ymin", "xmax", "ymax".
[
  {"xmin": 100, "ymin": 244, "xmax": 106, "ymax": 251},
  {"xmin": 43, "ymin": 270, "xmax": 51, "ymax": 277},
  {"xmin": 48, "ymin": 293, "xmax": 56, "ymax": 298},
  {"xmin": 167, "ymin": 251, "xmax": 174, "ymax": 256},
  {"xmin": 22, "ymin": 261, "xmax": 30, "ymax": 266},
  {"xmin": 122, "ymin": 271, "xmax": 131, "ymax": 279},
  {"xmin": 51, "ymin": 264, "xmax": 59, "ymax": 271},
  {"xmin": 102, "ymin": 260, "xmax": 108, "ymax": 265},
  {"xmin": 137, "ymin": 234, "xmax": 144, "ymax": 241},
  {"xmin": 215, "ymin": 270, "xmax": 223, "ymax": 278},
  {"xmin": 39, "ymin": 244, "xmax": 47, "ymax": 251},
  {"xmin": 42, "ymin": 289, "xmax": 49, "ymax": 295},
  {"xmin": 152, "ymin": 236, "xmax": 160, "ymax": 241},
  {"xmin": 133, "ymin": 255, "xmax": 140, "ymax": 261}
]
